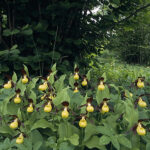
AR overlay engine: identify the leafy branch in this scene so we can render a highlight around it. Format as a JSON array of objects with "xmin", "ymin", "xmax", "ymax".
[{"xmin": 118, "ymin": 3, "xmax": 150, "ymax": 24}]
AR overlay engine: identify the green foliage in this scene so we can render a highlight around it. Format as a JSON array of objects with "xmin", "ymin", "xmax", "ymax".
[
  {"xmin": 0, "ymin": 65, "xmax": 150, "ymax": 150},
  {"xmin": 107, "ymin": 5, "xmax": 150, "ymax": 65},
  {"xmin": 89, "ymin": 50, "xmax": 150, "ymax": 86},
  {"xmin": 0, "ymin": 0, "xmax": 147, "ymax": 76}
]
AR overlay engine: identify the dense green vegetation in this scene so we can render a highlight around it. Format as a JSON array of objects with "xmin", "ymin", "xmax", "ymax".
[
  {"xmin": 0, "ymin": 64, "xmax": 150, "ymax": 150},
  {"xmin": 1, "ymin": 0, "xmax": 150, "ymax": 150},
  {"xmin": 88, "ymin": 50, "xmax": 150, "ymax": 85},
  {"xmin": 0, "ymin": 0, "xmax": 150, "ymax": 75},
  {"xmin": 108, "ymin": 9, "xmax": 150, "ymax": 65}
]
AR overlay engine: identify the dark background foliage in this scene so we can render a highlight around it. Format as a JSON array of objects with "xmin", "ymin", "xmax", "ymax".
[{"xmin": 0, "ymin": 0, "xmax": 150, "ymax": 77}]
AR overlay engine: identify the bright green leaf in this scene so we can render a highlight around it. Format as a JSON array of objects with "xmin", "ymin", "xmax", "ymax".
[
  {"xmin": 54, "ymin": 75, "xmax": 66, "ymax": 92},
  {"xmin": 86, "ymin": 70, "xmax": 91, "ymax": 81},
  {"xmin": 111, "ymin": 136, "xmax": 120, "ymax": 150},
  {"xmin": 51, "ymin": 63, "xmax": 57, "ymax": 72},
  {"xmin": 12, "ymin": 72, "xmax": 17, "ymax": 83},
  {"xmin": 23, "ymin": 64, "xmax": 29, "ymax": 76},
  {"xmin": 31, "ymin": 119, "xmax": 55, "ymax": 131},
  {"xmin": 69, "ymin": 74, "xmax": 75, "ymax": 89},
  {"xmin": 84, "ymin": 124, "xmax": 99, "ymax": 142},
  {"xmin": 84, "ymin": 136, "xmax": 106, "ymax": 150},
  {"xmin": 118, "ymin": 135, "xmax": 132, "ymax": 149},
  {"xmin": 54, "ymin": 87, "xmax": 70, "ymax": 106},
  {"xmin": 99, "ymin": 135, "xmax": 110, "ymax": 146},
  {"xmin": 48, "ymin": 71, "xmax": 57, "ymax": 85},
  {"xmin": 68, "ymin": 134, "xmax": 79, "ymax": 146}
]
